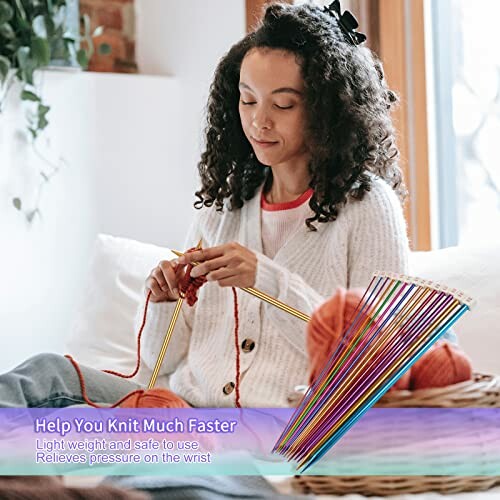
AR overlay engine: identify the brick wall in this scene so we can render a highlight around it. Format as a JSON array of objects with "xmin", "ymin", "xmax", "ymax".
[{"xmin": 80, "ymin": 0, "xmax": 137, "ymax": 73}]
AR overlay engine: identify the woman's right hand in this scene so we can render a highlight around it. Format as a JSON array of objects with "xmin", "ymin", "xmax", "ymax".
[{"xmin": 145, "ymin": 259, "xmax": 187, "ymax": 302}]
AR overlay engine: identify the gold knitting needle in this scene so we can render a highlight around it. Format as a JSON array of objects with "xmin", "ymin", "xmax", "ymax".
[
  {"xmin": 170, "ymin": 248, "xmax": 311, "ymax": 323},
  {"xmin": 147, "ymin": 238, "xmax": 203, "ymax": 389}
]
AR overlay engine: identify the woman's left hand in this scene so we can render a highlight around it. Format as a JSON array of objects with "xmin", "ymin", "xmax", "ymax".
[{"xmin": 177, "ymin": 242, "xmax": 257, "ymax": 288}]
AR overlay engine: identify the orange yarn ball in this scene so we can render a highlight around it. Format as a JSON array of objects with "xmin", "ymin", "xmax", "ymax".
[
  {"xmin": 120, "ymin": 388, "xmax": 191, "ymax": 408},
  {"xmin": 389, "ymin": 370, "xmax": 411, "ymax": 391},
  {"xmin": 307, "ymin": 287, "xmax": 367, "ymax": 384},
  {"xmin": 308, "ymin": 287, "xmax": 414, "ymax": 392},
  {"xmin": 410, "ymin": 340, "xmax": 473, "ymax": 390}
]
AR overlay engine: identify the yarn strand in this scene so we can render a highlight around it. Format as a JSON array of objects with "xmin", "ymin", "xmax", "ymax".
[
  {"xmin": 65, "ymin": 246, "xmax": 243, "ymax": 409},
  {"xmin": 232, "ymin": 287, "xmax": 241, "ymax": 408}
]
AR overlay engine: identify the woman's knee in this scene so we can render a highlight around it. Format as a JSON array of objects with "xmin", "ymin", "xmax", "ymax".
[
  {"xmin": 24, "ymin": 352, "xmax": 68, "ymax": 370},
  {"xmin": 0, "ymin": 353, "xmax": 79, "ymax": 408},
  {"xmin": 17, "ymin": 352, "xmax": 74, "ymax": 382}
]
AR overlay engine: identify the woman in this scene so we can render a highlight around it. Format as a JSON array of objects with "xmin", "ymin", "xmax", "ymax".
[{"xmin": 0, "ymin": 2, "xmax": 408, "ymax": 408}]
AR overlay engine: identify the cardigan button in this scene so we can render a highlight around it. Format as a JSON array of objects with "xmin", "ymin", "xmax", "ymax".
[
  {"xmin": 241, "ymin": 339, "xmax": 255, "ymax": 353},
  {"xmin": 222, "ymin": 382, "xmax": 235, "ymax": 395}
]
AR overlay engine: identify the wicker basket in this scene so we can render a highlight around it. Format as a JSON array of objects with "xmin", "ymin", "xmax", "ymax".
[
  {"xmin": 292, "ymin": 475, "xmax": 500, "ymax": 497},
  {"xmin": 291, "ymin": 372, "xmax": 500, "ymax": 497},
  {"xmin": 375, "ymin": 372, "xmax": 500, "ymax": 408}
]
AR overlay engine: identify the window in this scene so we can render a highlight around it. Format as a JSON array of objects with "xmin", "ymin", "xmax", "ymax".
[{"xmin": 430, "ymin": 0, "xmax": 500, "ymax": 247}]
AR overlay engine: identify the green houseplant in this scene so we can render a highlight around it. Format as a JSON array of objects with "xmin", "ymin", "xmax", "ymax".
[
  {"xmin": 0, "ymin": 0, "xmax": 108, "ymax": 137},
  {"xmin": 0, "ymin": 0, "xmax": 108, "ymax": 221}
]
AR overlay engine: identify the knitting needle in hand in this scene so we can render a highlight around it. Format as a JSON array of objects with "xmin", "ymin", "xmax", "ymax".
[
  {"xmin": 148, "ymin": 238, "xmax": 203, "ymax": 389},
  {"xmin": 170, "ymin": 248, "xmax": 310, "ymax": 323}
]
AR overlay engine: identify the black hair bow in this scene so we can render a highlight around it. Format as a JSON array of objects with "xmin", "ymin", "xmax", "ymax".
[{"xmin": 323, "ymin": 0, "xmax": 367, "ymax": 46}]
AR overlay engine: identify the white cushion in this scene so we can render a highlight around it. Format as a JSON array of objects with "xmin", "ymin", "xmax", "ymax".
[
  {"xmin": 409, "ymin": 244, "xmax": 500, "ymax": 373},
  {"xmin": 65, "ymin": 234, "xmax": 174, "ymax": 386}
]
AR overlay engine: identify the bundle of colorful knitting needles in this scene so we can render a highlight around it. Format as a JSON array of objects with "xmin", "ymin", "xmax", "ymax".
[{"xmin": 272, "ymin": 272, "xmax": 476, "ymax": 472}]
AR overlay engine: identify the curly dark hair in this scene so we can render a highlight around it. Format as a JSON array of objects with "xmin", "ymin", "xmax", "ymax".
[{"xmin": 194, "ymin": 1, "xmax": 406, "ymax": 231}]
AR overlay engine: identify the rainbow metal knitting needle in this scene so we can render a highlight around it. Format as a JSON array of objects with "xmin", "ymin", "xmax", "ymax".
[
  {"xmin": 147, "ymin": 238, "xmax": 203, "ymax": 389},
  {"xmin": 272, "ymin": 272, "xmax": 476, "ymax": 472},
  {"xmin": 171, "ymin": 248, "xmax": 310, "ymax": 322}
]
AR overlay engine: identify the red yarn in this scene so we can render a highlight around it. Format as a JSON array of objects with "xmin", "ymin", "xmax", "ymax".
[
  {"xmin": 65, "ymin": 247, "xmax": 242, "ymax": 409},
  {"xmin": 120, "ymin": 388, "xmax": 191, "ymax": 408},
  {"xmin": 178, "ymin": 260, "xmax": 208, "ymax": 306},
  {"xmin": 410, "ymin": 339, "xmax": 473, "ymax": 390},
  {"xmin": 64, "ymin": 354, "xmax": 146, "ymax": 408},
  {"xmin": 231, "ymin": 287, "xmax": 241, "ymax": 408}
]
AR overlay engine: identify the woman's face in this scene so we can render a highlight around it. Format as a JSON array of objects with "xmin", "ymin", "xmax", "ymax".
[{"xmin": 239, "ymin": 48, "xmax": 309, "ymax": 168}]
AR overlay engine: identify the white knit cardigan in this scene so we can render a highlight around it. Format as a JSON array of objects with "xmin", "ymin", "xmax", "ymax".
[{"xmin": 137, "ymin": 176, "xmax": 409, "ymax": 408}]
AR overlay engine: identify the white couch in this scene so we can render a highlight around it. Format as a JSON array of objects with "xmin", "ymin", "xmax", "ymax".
[{"xmin": 409, "ymin": 244, "xmax": 500, "ymax": 374}]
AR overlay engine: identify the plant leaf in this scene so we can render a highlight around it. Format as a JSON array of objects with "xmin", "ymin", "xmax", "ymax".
[
  {"xmin": 53, "ymin": 5, "xmax": 66, "ymax": 28},
  {"xmin": 16, "ymin": 47, "xmax": 35, "ymax": 84},
  {"xmin": 82, "ymin": 13, "xmax": 91, "ymax": 37},
  {"xmin": 0, "ymin": 22, "xmax": 15, "ymax": 39},
  {"xmin": 0, "ymin": 1, "xmax": 13, "ymax": 24},
  {"xmin": 38, "ymin": 115, "xmax": 48, "ymax": 130},
  {"xmin": 12, "ymin": 197, "xmax": 22, "ymax": 210},
  {"xmin": 24, "ymin": 67, "xmax": 34, "ymax": 85},
  {"xmin": 31, "ymin": 37, "xmax": 51, "ymax": 66},
  {"xmin": 16, "ymin": 46, "xmax": 30, "ymax": 68},
  {"xmin": 32, "ymin": 15, "xmax": 47, "ymax": 38},
  {"xmin": 76, "ymin": 48, "xmax": 88, "ymax": 69},
  {"xmin": 13, "ymin": 0, "xmax": 26, "ymax": 21},
  {"xmin": 16, "ymin": 15, "xmax": 29, "ymax": 32},
  {"xmin": 38, "ymin": 103, "xmax": 50, "ymax": 117},
  {"xmin": 45, "ymin": 14, "xmax": 55, "ymax": 36},
  {"xmin": 21, "ymin": 89, "xmax": 40, "ymax": 102},
  {"xmin": 98, "ymin": 43, "xmax": 111, "ymax": 55},
  {"xmin": 84, "ymin": 36, "xmax": 94, "ymax": 60},
  {"xmin": 0, "ymin": 54, "xmax": 10, "ymax": 84}
]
